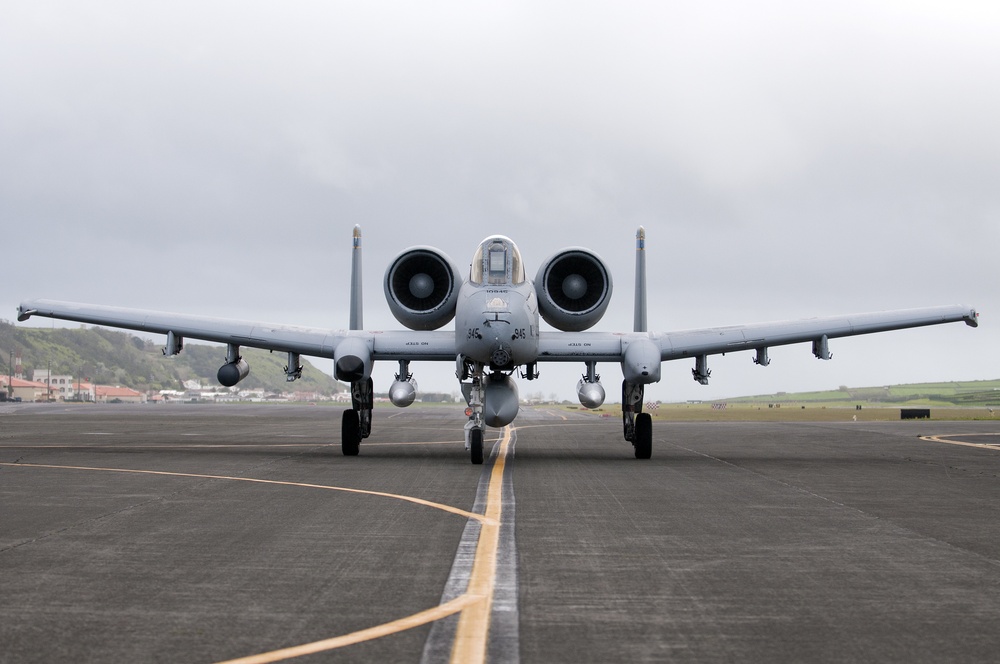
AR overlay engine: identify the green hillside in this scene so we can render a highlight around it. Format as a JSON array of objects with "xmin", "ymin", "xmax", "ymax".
[
  {"xmin": 0, "ymin": 321, "xmax": 344, "ymax": 395},
  {"xmin": 725, "ymin": 379, "xmax": 1000, "ymax": 407}
]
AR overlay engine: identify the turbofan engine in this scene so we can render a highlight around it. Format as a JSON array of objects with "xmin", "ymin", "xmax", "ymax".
[
  {"xmin": 384, "ymin": 247, "xmax": 462, "ymax": 330},
  {"xmin": 535, "ymin": 248, "xmax": 613, "ymax": 331}
]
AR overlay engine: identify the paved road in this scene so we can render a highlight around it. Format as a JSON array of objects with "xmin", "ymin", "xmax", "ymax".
[{"xmin": 2, "ymin": 403, "xmax": 1000, "ymax": 663}]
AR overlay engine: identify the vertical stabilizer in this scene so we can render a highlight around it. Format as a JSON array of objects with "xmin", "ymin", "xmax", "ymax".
[
  {"xmin": 633, "ymin": 226, "xmax": 647, "ymax": 332},
  {"xmin": 350, "ymin": 225, "xmax": 363, "ymax": 330}
]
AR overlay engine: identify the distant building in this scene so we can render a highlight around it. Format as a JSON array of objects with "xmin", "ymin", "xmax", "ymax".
[
  {"xmin": 1, "ymin": 377, "xmax": 56, "ymax": 402},
  {"xmin": 30, "ymin": 371, "xmax": 94, "ymax": 401},
  {"xmin": 290, "ymin": 391, "xmax": 328, "ymax": 402},
  {"xmin": 95, "ymin": 386, "xmax": 146, "ymax": 404}
]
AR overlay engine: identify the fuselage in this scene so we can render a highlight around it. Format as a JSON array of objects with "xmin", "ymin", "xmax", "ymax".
[{"xmin": 455, "ymin": 236, "xmax": 540, "ymax": 369}]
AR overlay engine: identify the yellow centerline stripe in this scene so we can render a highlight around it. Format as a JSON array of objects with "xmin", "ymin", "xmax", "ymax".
[
  {"xmin": 450, "ymin": 426, "xmax": 512, "ymax": 664},
  {"xmin": 2, "ymin": 427, "xmax": 517, "ymax": 663},
  {"xmin": 0, "ymin": 462, "xmax": 494, "ymax": 525},
  {"xmin": 214, "ymin": 594, "xmax": 479, "ymax": 664}
]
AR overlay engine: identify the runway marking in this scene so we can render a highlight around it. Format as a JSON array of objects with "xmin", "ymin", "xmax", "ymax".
[
  {"xmin": 1, "ymin": 428, "xmax": 518, "ymax": 663},
  {"xmin": 214, "ymin": 594, "xmax": 479, "ymax": 664},
  {"xmin": 0, "ymin": 444, "xmax": 333, "ymax": 449},
  {"xmin": 0, "ymin": 462, "xmax": 494, "ymax": 525},
  {"xmin": 0, "ymin": 440, "xmax": 462, "ymax": 449},
  {"xmin": 920, "ymin": 433, "xmax": 1000, "ymax": 451},
  {"xmin": 224, "ymin": 428, "xmax": 518, "ymax": 664},
  {"xmin": 450, "ymin": 426, "xmax": 513, "ymax": 664}
]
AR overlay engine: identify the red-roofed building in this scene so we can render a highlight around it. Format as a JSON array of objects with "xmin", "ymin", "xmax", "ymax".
[
  {"xmin": 0, "ymin": 377, "xmax": 57, "ymax": 402},
  {"xmin": 94, "ymin": 386, "xmax": 147, "ymax": 404}
]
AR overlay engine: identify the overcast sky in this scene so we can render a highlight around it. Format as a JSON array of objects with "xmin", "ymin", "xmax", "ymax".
[{"xmin": 2, "ymin": 1, "xmax": 997, "ymax": 402}]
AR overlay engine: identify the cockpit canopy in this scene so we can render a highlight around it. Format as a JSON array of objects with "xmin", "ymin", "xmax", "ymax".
[{"xmin": 470, "ymin": 236, "xmax": 526, "ymax": 286}]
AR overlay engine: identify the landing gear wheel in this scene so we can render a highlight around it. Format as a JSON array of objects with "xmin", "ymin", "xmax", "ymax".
[
  {"xmin": 470, "ymin": 428, "xmax": 484, "ymax": 465},
  {"xmin": 634, "ymin": 412, "xmax": 652, "ymax": 460},
  {"xmin": 341, "ymin": 409, "xmax": 361, "ymax": 456}
]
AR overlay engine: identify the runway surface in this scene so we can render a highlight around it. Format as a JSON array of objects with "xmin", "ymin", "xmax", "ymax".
[{"xmin": 2, "ymin": 402, "xmax": 1000, "ymax": 663}]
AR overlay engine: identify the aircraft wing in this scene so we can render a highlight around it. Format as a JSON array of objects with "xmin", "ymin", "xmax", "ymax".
[
  {"xmin": 16, "ymin": 299, "xmax": 457, "ymax": 360},
  {"xmin": 537, "ymin": 304, "xmax": 979, "ymax": 362},
  {"xmin": 16, "ymin": 299, "xmax": 978, "ymax": 366},
  {"xmin": 656, "ymin": 304, "xmax": 978, "ymax": 360}
]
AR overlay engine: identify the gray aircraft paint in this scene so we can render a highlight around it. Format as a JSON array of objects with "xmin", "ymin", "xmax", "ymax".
[{"xmin": 17, "ymin": 227, "xmax": 979, "ymax": 443}]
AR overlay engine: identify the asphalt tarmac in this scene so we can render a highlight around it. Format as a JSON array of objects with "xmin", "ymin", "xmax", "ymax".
[{"xmin": 2, "ymin": 402, "xmax": 1000, "ymax": 663}]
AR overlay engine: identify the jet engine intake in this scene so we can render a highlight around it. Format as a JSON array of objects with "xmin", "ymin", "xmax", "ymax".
[
  {"xmin": 535, "ymin": 248, "xmax": 613, "ymax": 331},
  {"xmin": 384, "ymin": 247, "xmax": 462, "ymax": 330},
  {"xmin": 218, "ymin": 358, "xmax": 250, "ymax": 387}
]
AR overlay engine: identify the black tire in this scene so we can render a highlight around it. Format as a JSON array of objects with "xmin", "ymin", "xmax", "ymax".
[
  {"xmin": 341, "ymin": 409, "xmax": 361, "ymax": 456},
  {"xmin": 470, "ymin": 428, "xmax": 484, "ymax": 465},
  {"xmin": 634, "ymin": 412, "xmax": 652, "ymax": 459}
]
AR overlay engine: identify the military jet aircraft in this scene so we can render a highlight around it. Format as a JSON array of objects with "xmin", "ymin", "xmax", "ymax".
[{"xmin": 18, "ymin": 227, "xmax": 979, "ymax": 464}]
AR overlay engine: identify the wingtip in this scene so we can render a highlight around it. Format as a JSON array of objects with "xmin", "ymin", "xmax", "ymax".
[{"xmin": 965, "ymin": 307, "xmax": 980, "ymax": 328}]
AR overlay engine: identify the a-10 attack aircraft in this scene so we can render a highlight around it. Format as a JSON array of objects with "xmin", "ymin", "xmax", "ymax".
[{"xmin": 18, "ymin": 227, "xmax": 979, "ymax": 464}]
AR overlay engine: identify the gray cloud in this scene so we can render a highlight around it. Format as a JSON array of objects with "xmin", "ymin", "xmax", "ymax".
[{"xmin": 3, "ymin": 2, "xmax": 996, "ymax": 402}]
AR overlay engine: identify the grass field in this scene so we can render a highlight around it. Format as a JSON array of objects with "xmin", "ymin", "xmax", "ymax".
[
  {"xmin": 546, "ymin": 378, "xmax": 1000, "ymax": 422},
  {"xmin": 560, "ymin": 404, "xmax": 997, "ymax": 423},
  {"xmin": 725, "ymin": 379, "xmax": 1000, "ymax": 408}
]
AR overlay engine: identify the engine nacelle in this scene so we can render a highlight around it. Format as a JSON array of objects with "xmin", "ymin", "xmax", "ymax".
[
  {"xmin": 217, "ymin": 358, "xmax": 250, "ymax": 387},
  {"xmin": 577, "ymin": 379, "xmax": 606, "ymax": 409},
  {"xmin": 484, "ymin": 373, "xmax": 519, "ymax": 428},
  {"xmin": 384, "ymin": 246, "xmax": 462, "ymax": 330},
  {"xmin": 535, "ymin": 248, "xmax": 613, "ymax": 331},
  {"xmin": 389, "ymin": 376, "xmax": 418, "ymax": 407}
]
